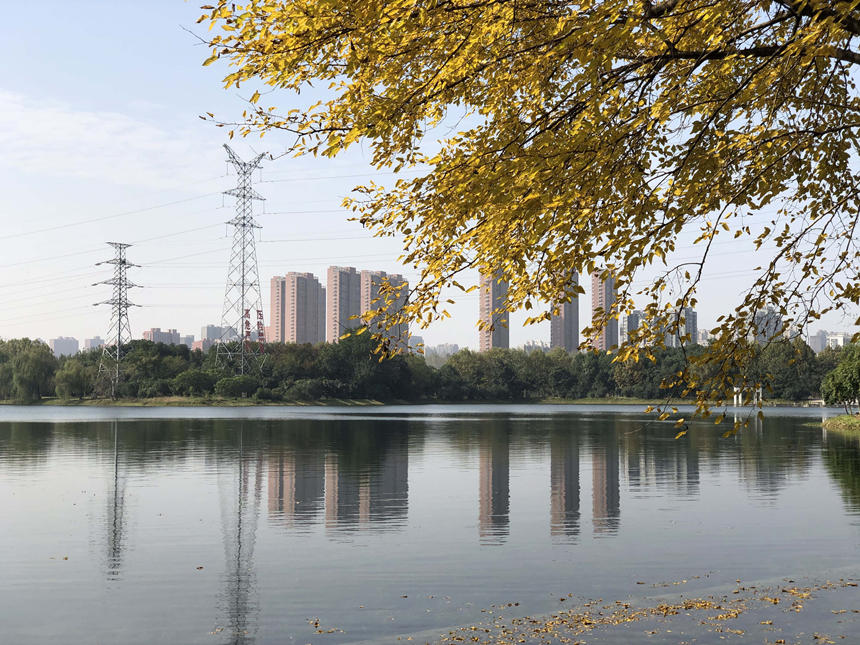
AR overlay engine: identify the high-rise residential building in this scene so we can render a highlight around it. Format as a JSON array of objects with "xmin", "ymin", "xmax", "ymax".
[
  {"xmin": 808, "ymin": 329, "xmax": 828, "ymax": 353},
  {"xmin": 696, "ymin": 329, "xmax": 711, "ymax": 345},
  {"xmin": 326, "ymin": 266, "xmax": 362, "ymax": 343},
  {"xmin": 665, "ymin": 306, "xmax": 698, "ymax": 348},
  {"xmin": 142, "ymin": 328, "xmax": 180, "ymax": 344},
  {"xmin": 270, "ymin": 272, "xmax": 325, "ymax": 344},
  {"xmin": 478, "ymin": 270, "xmax": 509, "ymax": 351},
  {"xmin": 201, "ymin": 325, "xmax": 223, "ymax": 342},
  {"xmin": 179, "ymin": 335, "xmax": 194, "ymax": 348},
  {"xmin": 679, "ymin": 307, "xmax": 697, "ymax": 346},
  {"xmin": 49, "ymin": 337, "xmax": 79, "ymax": 357},
  {"xmin": 622, "ymin": 310, "xmax": 644, "ymax": 344},
  {"xmin": 83, "ymin": 336, "xmax": 105, "ymax": 350},
  {"xmin": 753, "ymin": 306, "xmax": 783, "ymax": 344},
  {"xmin": 590, "ymin": 272, "xmax": 618, "ymax": 352},
  {"xmin": 360, "ymin": 270, "xmax": 409, "ymax": 350},
  {"xmin": 550, "ymin": 272, "xmax": 579, "ymax": 352}
]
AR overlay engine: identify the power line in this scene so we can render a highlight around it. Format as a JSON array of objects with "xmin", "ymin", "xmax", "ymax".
[{"xmin": 0, "ymin": 192, "xmax": 222, "ymax": 242}]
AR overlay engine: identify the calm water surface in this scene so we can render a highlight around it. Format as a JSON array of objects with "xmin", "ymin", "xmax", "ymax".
[{"xmin": 0, "ymin": 405, "xmax": 857, "ymax": 644}]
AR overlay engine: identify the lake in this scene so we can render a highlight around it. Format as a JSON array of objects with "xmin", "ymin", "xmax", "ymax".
[{"xmin": 0, "ymin": 405, "xmax": 857, "ymax": 644}]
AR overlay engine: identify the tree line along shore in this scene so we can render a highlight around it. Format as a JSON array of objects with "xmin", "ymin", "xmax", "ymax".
[{"xmin": 0, "ymin": 334, "xmax": 856, "ymax": 408}]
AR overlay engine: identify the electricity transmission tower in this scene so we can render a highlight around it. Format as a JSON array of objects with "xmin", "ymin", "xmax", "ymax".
[
  {"xmin": 217, "ymin": 145, "xmax": 269, "ymax": 374},
  {"xmin": 95, "ymin": 242, "xmax": 139, "ymax": 398}
]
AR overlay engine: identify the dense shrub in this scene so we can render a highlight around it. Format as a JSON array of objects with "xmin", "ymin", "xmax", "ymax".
[{"xmin": 214, "ymin": 375, "xmax": 260, "ymax": 398}]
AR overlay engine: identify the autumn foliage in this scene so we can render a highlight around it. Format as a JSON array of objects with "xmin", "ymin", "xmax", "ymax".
[{"xmin": 197, "ymin": 1, "xmax": 859, "ymax": 425}]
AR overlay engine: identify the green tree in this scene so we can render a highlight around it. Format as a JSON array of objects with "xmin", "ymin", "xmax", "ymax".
[
  {"xmin": 215, "ymin": 375, "xmax": 261, "ymax": 398},
  {"xmin": 821, "ymin": 343, "xmax": 860, "ymax": 414},
  {"xmin": 756, "ymin": 338, "xmax": 819, "ymax": 400},
  {"xmin": 171, "ymin": 369, "xmax": 219, "ymax": 396},
  {"xmin": 11, "ymin": 341, "xmax": 57, "ymax": 402},
  {"xmin": 54, "ymin": 359, "xmax": 94, "ymax": 400}
]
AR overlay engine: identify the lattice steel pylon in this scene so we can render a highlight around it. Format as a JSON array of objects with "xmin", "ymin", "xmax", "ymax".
[
  {"xmin": 217, "ymin": 145, "xmax": 269, "ymax": 374},
  {"xmin": 95, "ymin": 242, "xmax": 140, "ymax": 398}
]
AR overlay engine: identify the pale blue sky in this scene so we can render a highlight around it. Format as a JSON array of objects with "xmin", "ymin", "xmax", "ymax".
[{"xmin": 0, "ymin": 1, "xmax": 855, "ymax": 347}]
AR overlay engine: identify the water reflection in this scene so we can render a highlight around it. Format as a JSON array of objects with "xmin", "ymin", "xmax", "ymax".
[
  {"xmin": 217, "ymin": 424, "xmax": 263, "ymax": 644},
  {"xmin": 478, "ymin": 424, "xmax": 510, "ymax": 544},
  {"xmin": 0, "ymin": 410, "xmax": 858, "ymax": 645},
  {"xmin": 823, "ymin": 430, "xmax": 860, "ymax": 513},
  {"xmin": 549, "ymin": 425, "xmax": 580, "ymax": 540},
  {"xmin": 591, "ymin": 424, "xmax": 621, "ymax": 535},
  {"xmin": 106, "ymin": 420, "xmax": 126, "ymax": 580},
  {"xmin": 268, "ymin": 450, "xmax": 324, "ymax": 527}
]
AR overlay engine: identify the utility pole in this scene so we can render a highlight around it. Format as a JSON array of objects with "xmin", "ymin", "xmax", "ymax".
[
  {"xmin": 95, "ymin": 242, "xmax": 139, "ymax": 398},
  {"xmin": 217, "ymin": 145, "xmax": 268, "ymax": 374}
]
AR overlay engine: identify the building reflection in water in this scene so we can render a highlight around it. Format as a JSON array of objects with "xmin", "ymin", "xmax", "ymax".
[
  {"xmin": 267, "ymin": 422, "xmax": 409, "ymax": 533},
  {"xmin": 217, "ymin": 424, "xmax": 263, "ymax": 645},
  {"xmin": 323, "ymin": 437, "xmax": 409, "ymax": 531},
  {"xmin": 549, "ymin": 425, "xmax": 580, "ymax": 541},
  {"xmin": 106, "ymin": 420, "xmax": 126, "ymax": 581},
  {"xmin": 478, "ymin": 425, "xmax": 510, "ymax": 544},
  {"xmin": 267, "ymin": 450, "xmax": 324, "ymax": 527},
  {"xmin": 591, "ymin": 428, "xmax": 620, "ymax": 535}
]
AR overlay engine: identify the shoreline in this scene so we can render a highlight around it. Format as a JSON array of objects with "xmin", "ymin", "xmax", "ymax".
[
  {"xmin": 823, "ymin": 414, "xmax": 860, "ymax": 433},
  {"xmin": 0, "ymin": 395, "xmax": 843, "ymax": 409}
]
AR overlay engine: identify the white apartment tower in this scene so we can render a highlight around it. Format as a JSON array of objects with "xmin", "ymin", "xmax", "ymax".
[
  {"xmin": 479, "ymin": 270, "xmax": 509, "ymax": 351},
  {"xmin": 270, "ymin": 272, "xmax": 326, "ymax": 344},
  {"xmin": 326, "ymin": 266, "xmax": 362, "ymax": 343},
  {"xmin": 550, "ymin": 272, "xmax": 579, "ymax": 352}
]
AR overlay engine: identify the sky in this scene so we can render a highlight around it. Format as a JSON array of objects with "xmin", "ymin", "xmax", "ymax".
[{"xmin": 0, "ymin": 1, "xmax": 856, "ymax": 349}]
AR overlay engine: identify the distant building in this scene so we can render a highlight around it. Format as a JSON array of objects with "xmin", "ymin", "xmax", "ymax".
[
  {"xmin": 753, "ymin": 306, "xmax": 783, "ymax": 344},
  {"xmin": 326, "ymin": 266, "xmax": 362, "ymax": 343},
  {"xmin": 696, "ymin": 329, "xmax": 711, "ymax": 345},
  {"xmin": 590, "ymin": 272, "xmax": 617, "ymax": 352},
  {"xmin": 361, "ymin": 270, "xmax": 409, "ymax": 351},
  {"xmin": 827, "ymin": 331, "xmax": 854, "ymax": 349},
  {"xmin": 479, "ymin": 270, "xmax": 509, "ymax": 351},
  {"xmin": 784, "ymin": 323, "xmax": 803, "ymax": 340},
  {"xmin": 191, "ymin": 339, "xmax": 213, "ymax": 352},
  {"xmin": 83, "ymin": 336, "xmax": 105, "ymax": 350},
  {"xmin": 430, "ymin": 343, "xmax": 460, "ymax": 356},
  {"xmin": 142, "ymin": 328, "xmax": 180, "ymax": 344},
  {"xmin": 665, "ymin": 307, "xmax": 697, "ymax": 348},
  {"xmin": 49, "ymin": 337, "xmax": 79, "ymax": 357},
  {"xmin": 808, "ymin": 329, "xmax": 828, "ymax": 353},
  {"xmin": 409, "ymin": 335, "xmax": 424, "ymax": 351},
  {"xmin": 622, "ymin": 310, "xmax": 645, "ymax": 344},
  {"xmin": 179, "ymin": 335, "xmax": 194, "ymax": 348},
  {"xmin": 423, "ymin": 343, "xmax": 459, "ymax": 368},
  {"xmin": 201, "ymin": 325, "xmax": 222, "ymax": 342},
  {"xmin": 522, "ymin": 340, "xmax": 549, "ymax": 354},
  {"xmin": 550, "ymin": 272, "xmax": 579, "ymax": 352},
  {"xmin": 270, "ymin": 272, "xmax": 326, "ymax": 344}
]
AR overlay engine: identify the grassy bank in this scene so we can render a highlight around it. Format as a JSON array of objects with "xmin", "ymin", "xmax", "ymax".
[{"xmin": 823, "ymin": 414, "xmax": 860, "ymax": 433}]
